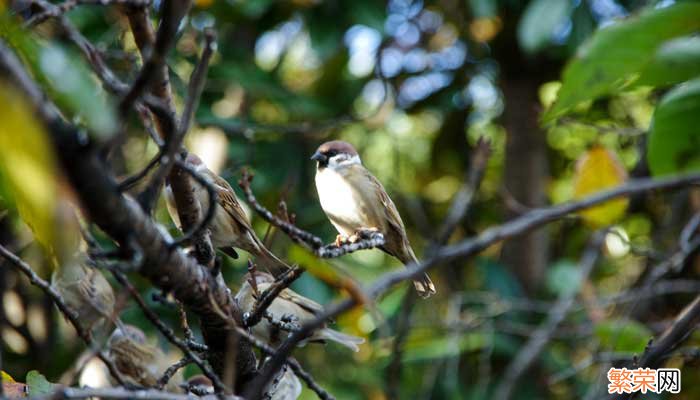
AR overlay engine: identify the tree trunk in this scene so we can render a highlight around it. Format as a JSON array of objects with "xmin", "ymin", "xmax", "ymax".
[{"xmin": 500, "ymin": 78, "xmax": 549, "ymax": 293}]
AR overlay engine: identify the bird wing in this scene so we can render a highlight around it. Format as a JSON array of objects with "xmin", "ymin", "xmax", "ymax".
[
  {"xmin": 363, "ymin": 168, "xmax": 408, "ymax": 240},
  {"xmin": 278, "ymin": 288, "xmax": 324, "ymax": 316},
  {"xmin": 81, "ymin": 269, "xmax": 115, "ymax": 317},
  {"xmin": 212, "ymin": 174, "xmax": 255, "ymax": 233}
]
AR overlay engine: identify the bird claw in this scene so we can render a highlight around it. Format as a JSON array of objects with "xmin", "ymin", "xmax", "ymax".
[{"xmin": 335, "ymin": 235, "xmax": 348, "ymax": 247}]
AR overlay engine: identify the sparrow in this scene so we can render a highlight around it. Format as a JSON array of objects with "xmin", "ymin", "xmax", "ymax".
[
  {"xmin": 51, "ymin": 258, "xmax": 116, "ymax": 334},
  {"xmin": 164, "ymin": 153, "xmax": 287, "ymax": 271},
  {"xmin": 311, "ymin": 140, "xmax": 436, "ymax": 298},
  {"xmin": 235, "ymin": 272, "xmax": 364, "ymax": 351},
  {"xmin": 264, "ymin": 362, "xmax": 302, "ymax": 400},
  {"xmin": 108, "ymin": 324, "xmax": 182, "ymax": 391}
]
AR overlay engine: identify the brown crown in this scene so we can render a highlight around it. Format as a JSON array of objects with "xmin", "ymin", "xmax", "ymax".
[{"xmin": 315, "ymin": 140, "xmax": 358, "ymax": 156}]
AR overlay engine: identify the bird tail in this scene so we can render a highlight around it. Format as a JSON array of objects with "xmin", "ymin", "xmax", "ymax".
[
  {"xmin": 317, "ymin": 329, "xmax": 365, "ymax": 352},
  {"xmin": 405, "ymin": 247, "xmax": 436, "ymax": 299},
  {"xmin": 248, "ymin": 234, "xmax": 290, "ymax": 274}
]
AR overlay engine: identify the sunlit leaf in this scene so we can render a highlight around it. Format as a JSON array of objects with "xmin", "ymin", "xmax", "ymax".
[
  {"xmin": 573, "ymin": 146, "xmax": 628, "ymax": 227},
  {"xmin": 647, "ymin": 78, "xmax": 700, "ymax": 176},
  {"xmin": 595, "ymin": 319, "xmax": 652, "ymax": 353},
  {"xmin": 0, "ymin": 17, "xmax": 117, "ymax": 138},
  {"xmin": 635, "ymin": 36, "xmax": 700, "ymax": 88},
  {"xmin": 25, "ymin": 371, "xmax": 54, "ymax": 396},
  {"xmin": 544, "ymin": 2, "xmax": 700, "ymax": 121},
  {"xmin": 517, "ymin": 0, "xmax": 572, "ymax": 54},
  {"xmin": 1, "ymin": 371, "xmax": 15, "ymax": 383},
  {"xmin": 0, "ymin": 84, "xmax": 58, "ymax": 257}
]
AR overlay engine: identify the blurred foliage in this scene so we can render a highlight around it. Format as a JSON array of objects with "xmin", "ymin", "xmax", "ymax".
[{"xmin": 2, "ymin": 0, "xmax": 700, "ymax": 399}]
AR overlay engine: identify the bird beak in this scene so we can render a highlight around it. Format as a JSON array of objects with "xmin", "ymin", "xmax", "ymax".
[{"xmin": 310, "ymin": 152, "xmax": 327, "ymax": 164}]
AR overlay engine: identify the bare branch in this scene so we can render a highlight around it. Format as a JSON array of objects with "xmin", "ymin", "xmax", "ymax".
[
  {"xmin": 157, "ymin": 357, "xmax": 193, "ymax": 389},
  {"xmin": 611, "ymin": 295, "xmax": 700, "ymax": 400},
  {"xmin": 0, "ymin": 43, "xmax": 258, "ymax": 392},
  {"xmin": 44, "ymin": 386, "xmax": 242, "ymax": 400},
  {"xmin": 238, "ymin": 170, "xmax": 386, "ymax": 256},
  {"xmin": 434, "ymin": 137, "xmax": 491, "ymax": 246},
  {"xmin": 244, "ymin": 266, "xmax": 305, "ymax": 328},
  {"xmin": 0, "ymin": 245, "xmax": 127, "ymax": 386},
  {"xmin": 110, "ymin": 270, "xmax": 228, "ymax": 393},
  {"xmin": 493, "ymin": 230, "xmax": 606, "ymax": 400},
  {"xmin": 246, "ymin": 172, "xmax": 700, "ymax": 398},
  {"xmin": 119, "ymin": 0, "xmax": 191, "ymax": 115},
  {"xmin": 25, "ymin": 0, "xmax": 151, "ymax": 27},
  {"xmin": 138, "ymin": 30, "xmax": 217, "ymax": 212}
]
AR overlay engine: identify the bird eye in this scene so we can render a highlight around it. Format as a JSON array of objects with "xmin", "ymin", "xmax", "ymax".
[{"xmin": 326, "ymin": 150, "xmax": 337, "ymax": 157}]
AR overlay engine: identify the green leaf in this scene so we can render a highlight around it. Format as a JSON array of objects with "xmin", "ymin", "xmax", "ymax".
[
  {"xmin": 544, "ymin": 2, "xmax": 700, "ymax": 121},
  {"xmin": 647, "ymin": 78, "xmax": 700, "ymax": 176},
  {"xmin": 635, "ymin": 36, "xmax": 700, "ymax": 88},
  {"xmin": 595, "ymin": 319, "xmax": 652, "ymax": 353},
  {"xmin": 0, "ymin": 17, "xmax": 117, "ymax": 138},
  {"xmin": 517, "ymin": 0, "xmax": 572, "ymax": 54},
  {"xmin": 25, "ymin": 371, "xmax": 54, "ymax": 396}
]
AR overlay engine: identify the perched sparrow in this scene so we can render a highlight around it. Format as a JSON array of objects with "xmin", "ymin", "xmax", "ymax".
[
  {"xmin": 235, "ymin": 272, "xmax": 364, "ymax": 351},
  {"xmin": 51, "ymin": 259, "xmax": 116, "ymax": 333},
  {"xmin": 311, "ymin": 140, "xmax": 436, "ymax": 298},
  {"xmin": 165, "ymin": 153, "xmax": 287, "ymax": 271},
  {"xmin": 108, "ymin": 325, "xmax": 182, "ymax": 391},
  {"xmin": 264, "ymin": 363, "xmax": 301, "ymax": 400}
]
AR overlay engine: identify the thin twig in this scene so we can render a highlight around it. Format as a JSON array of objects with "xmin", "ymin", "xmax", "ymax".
[
  {"xmin": 239, "ymin": 170, "xmax": 386, "ymax": 257},
  {"xmin": 244, "ymin": 266, "xmax": 305, "ymax": 328},
  {"xmin": 138, "ymin": 30, "xmax": 217, "ymax": 211},
  {"xmin": 0, "ymin": 245, "xmax": 127, "ymax": 386},
  {"xmin": 434, "ymin": 137, "xmax": 491, "ymax": 246},
  {"xmin": 118, "ymin": 0, "xmax": 191, "ymax": 115},
  {"xmin": 44, "ymin": 386, "xmax": 241, "ymax": 400},
  {"xmin": 25, "ymin": 0, "xmax": 151, "ymax": 27},
  {"xmin": 493, "ymin": 230, "xmax": 606, "ymax": 400},
  {"xmin": 612, "ymin": 295, "xmax": 700, "ymax": 400},
  {"xmin": 110, "ymin": 270, "xmax": 228, "ymax": 394},
  {"xmin": 246, "ymin": 172, "xmax": 700, "ymax": 398},
  {"xmin": 157, "ymin": 357, "xmax": 193, "ymax": 389}
]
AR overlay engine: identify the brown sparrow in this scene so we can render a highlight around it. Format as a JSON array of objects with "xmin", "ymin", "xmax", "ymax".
[
  {"xmin": 311, "ymin": 140, "xmax": 436, "ymax": 298},
  {"xmin": 51, "ymin": 258, "xmax": 116, "ymax": 333},
  {"xmin": 235, "ymin": 272, "xmax": 364, "ymax": 351},
  {"xmin": 108, "ymin": 324, "xmax": 182, "ymax": 391},
  {"xmin": 264, "ymin": 363, "xmax": 301, "ymax": 400},
  {"xmin": 165, "ymin": 153, "xmax": 287, "ymax": 271}
]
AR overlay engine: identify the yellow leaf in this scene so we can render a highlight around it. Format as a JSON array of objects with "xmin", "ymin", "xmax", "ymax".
[
  {"xmin": 573, "ymin": 146, "xmax": 629, "ymax": 227},
  {"xmin": 0, "ymin": 83, "xmax": 79, "ymax": 266},
  {"xmin": 1, "ymin": 371, "xmax": 15, "ymax": 383}
]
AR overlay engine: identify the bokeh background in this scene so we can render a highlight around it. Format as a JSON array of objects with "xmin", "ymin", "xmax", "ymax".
[{"xmin": 3, "ymin": 0, "xmax": 700, "ymax": 399}]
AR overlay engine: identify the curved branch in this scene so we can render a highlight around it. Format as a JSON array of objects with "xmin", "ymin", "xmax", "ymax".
[
  {"xmin": 238, "ymin": 170, "xmax": 386, "ymax": 256},
  {"xmin": 245, "ymin": 172, "xmax": 700, "ymax": 398}
]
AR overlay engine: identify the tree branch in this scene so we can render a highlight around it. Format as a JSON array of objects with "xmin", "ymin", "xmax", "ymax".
[
  {"xmin": 494, "ymin": 230, "xmax": 606, "ymax": 400},
  {"xmin": 238, "ymin": 170, "xmax": 386, "ymax": 257},
  {"xmin": 243, "ymin": 266, "xmax": 304, "ymax": 328},
  {"xmin": 0, "ymin": 41, "xmax": 258, "ymax": 393},
  {"xmin": 0, "ymin": 245, "xmax": 128, "ymax": 386},
  {"xmin": 245, "ymin": 172, "xmax": 700, "ymax": 398}
]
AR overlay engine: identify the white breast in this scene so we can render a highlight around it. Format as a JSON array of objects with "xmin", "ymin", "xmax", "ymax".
[{"xmin": 315, "ymin": 167, "xmax": 366, "ymax": 236}]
